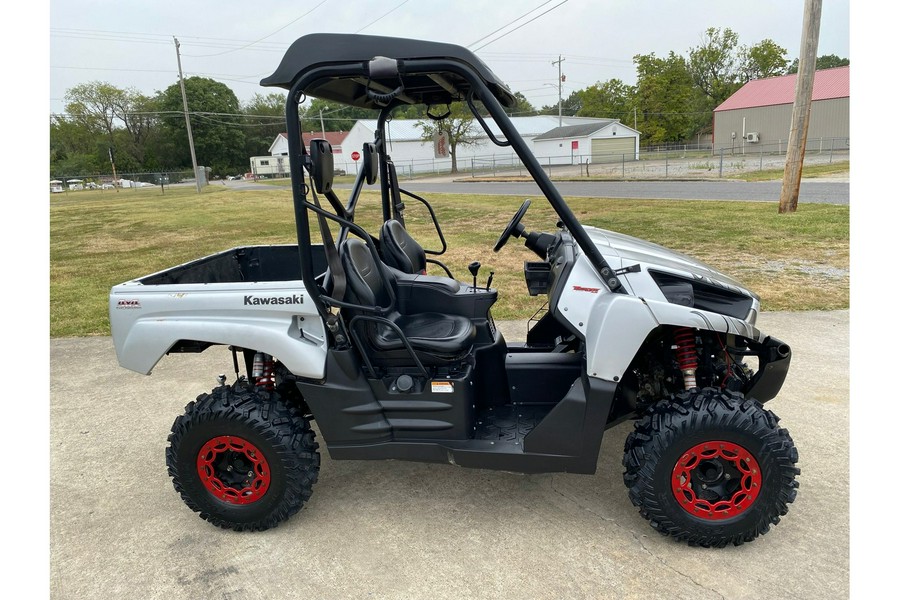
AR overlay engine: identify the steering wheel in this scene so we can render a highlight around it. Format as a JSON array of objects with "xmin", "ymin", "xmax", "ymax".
[{"xmin": 493, "ymin": 199, "xmax": 531, "ymax": 252}]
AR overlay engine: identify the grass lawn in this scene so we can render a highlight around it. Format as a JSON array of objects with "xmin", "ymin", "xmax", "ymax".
[
  {"xmin": 50, "ymin": 185, "xmax": 848, "ymax": 337},
  {"xmin": 729, "ymin": 160, "xmax": 850, "ymax": 181}
]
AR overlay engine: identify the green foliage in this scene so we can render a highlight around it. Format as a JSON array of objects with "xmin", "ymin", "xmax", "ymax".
[
  {"xmin": 241, "ymin": 92, "xmax": 288, "ymax": 159},
  {"xmin": 578, "ymin": 79, "xmax": 635, "ymax": 121},
  {"xmin": 301, "ymin": 97, "xmax": 379, "ymax": 132},
  {"xmin": 510, "ymin": 92, "xmax": 537, "ymax": 116},
  {"xmin": 688, "ymin": 27, "xmax": 742, "ymax": 109},
  {"xmin": 738, "ymin": 39, "xmax": 789, "ymax": 81},
  {"xmin": 157, "ymin": 76, "xmax": 246, "ymax": 175},
  {"xmin": 538, "ymin": 89, "xmax": 581, "ymax": 118},
  {"xmin": 787, "ymin": 54, "xmax": 850, "ymax": 74},
  {"xmin": 633, "ymin": 52, "xmax": 699, "ymax": 144}
]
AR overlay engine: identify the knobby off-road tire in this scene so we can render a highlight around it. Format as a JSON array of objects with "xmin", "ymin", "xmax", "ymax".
[
  {"xmin": 623, "ymin": 387, "xmax": 799, "ymax": 547},
  {"xmin": 166, "ymin": 385, "xmax": 320, "ymax": 531}
]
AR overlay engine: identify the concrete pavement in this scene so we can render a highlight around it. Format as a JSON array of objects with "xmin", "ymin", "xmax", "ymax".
[{"xmin": 50, "ymin": 311, "xmax": 848, "ymax": 599}]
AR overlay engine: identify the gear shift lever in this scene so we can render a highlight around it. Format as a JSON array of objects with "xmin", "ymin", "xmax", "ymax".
[{"xmin": 468, "ymin": 261, "xmax": 481, "ymax": 290}]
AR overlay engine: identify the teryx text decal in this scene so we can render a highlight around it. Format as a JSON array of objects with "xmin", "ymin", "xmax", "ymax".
[
  {"xmin": 116, "ymin": 299, "xmax": 142, "ymax": 309},
  {"xmin": 244, "ymin": 295, "xmax": 304, "ymax": 306}
]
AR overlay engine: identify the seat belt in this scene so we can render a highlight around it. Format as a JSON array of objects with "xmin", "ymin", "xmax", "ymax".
[
  {"xmin": 385, "ymin": 158, "xmax": 405, "ymax": 225},
  {"xmin": 308, "ymin": 182, "xmax": 346, "ymax": 304}
]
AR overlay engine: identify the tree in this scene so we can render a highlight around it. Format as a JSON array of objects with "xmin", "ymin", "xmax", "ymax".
[
  {"xmin": 53, "ymin": 81, "xmax": 160, "ymax": 174},
  {"xmin": 578, "ymin": 79, "xmax": 635, "ymax": 121},
  {"xmin": 510, "ymin": 92, "xmax": 537, "ymax": 116},
  {"xmin": 301, "ymin": 97, "xmax": 379, "ymax": 132},
  {"xmin": 738, "ymin": 39, "xmax": 789, "ymax": 81},
  {"xmin": 63, "ymin": 81, "xmax": 124, "ymax": 143},
  {"xmin": 539, "ymin": 90, "xmax": 581, "ymax": 119},
  {"xmin": 241, "ymin": 92, "xmax": 288, "ymax": 159},
  {"xmin": 157, "ymin": 77, "xmax": 246, "ymax": 175},
  {"xmin": 418, "ymin": 102, "xmax": 479, "ymax": 173},
  {"xmin": 632, "ymin": 52, "xmax": 698, "ymax": 144},
  {"xmin": 787, "ymin": 54, "xmax": 849, "ymax": 73},
  {"xmin": 687, "ymin": 27, "xmax": 743, "ymax": 110}
]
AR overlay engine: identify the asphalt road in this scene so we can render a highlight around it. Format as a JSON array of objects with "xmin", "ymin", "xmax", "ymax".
[
  {"xmin": 50, "ymin": 310, "xmax": 848, "ymax": 600},
  {"xmin": 230, "ymin": 178, "xmax": 849, "ymax": 204},
  {"xmin": 400, "ymin": 179, "xmax": 850, "ymax": 204}
]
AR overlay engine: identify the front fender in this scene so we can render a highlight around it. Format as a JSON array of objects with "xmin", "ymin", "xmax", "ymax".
[{"xmin": 576, "ymin": 294, "xmax": 767, "ymax": 382}]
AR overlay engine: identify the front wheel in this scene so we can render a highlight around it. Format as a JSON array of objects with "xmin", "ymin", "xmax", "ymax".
[
  {"xmin": 166, "ymin": 385, "xmax": 320, "ymax": 531},
  {"xmin": 623, "ymin": 388, "xmax": 799, "ymax": 547}
]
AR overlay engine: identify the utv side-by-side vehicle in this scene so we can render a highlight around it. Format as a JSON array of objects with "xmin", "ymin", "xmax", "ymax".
[{"xmin": 109, "ymin": 33, "xmax": 799, "ymax": 547}]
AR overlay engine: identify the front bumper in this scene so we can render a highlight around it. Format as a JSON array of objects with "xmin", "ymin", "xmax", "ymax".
[{"xmin": 745, "ymin": 335, "xmax": 792, "ymax": 403}]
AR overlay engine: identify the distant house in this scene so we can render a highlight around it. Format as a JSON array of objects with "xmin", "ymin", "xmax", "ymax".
[
  {"xmin": 533, "ymin": 120, "xmax": 640, "ymax": 165},
  {"xmin": 713, "ymin": 66, "xmax": 849, "ymax": 153},
  {"xmin": 250, "ymin": 131, "xmax": 349, "ymax": 178},
  {"xmin": 339, "ymin": 116, "xmax": 622, "ymax": 175},
  {"xmin": 250, "ymin": 116, "xmax": 642, "ymax": 177}
]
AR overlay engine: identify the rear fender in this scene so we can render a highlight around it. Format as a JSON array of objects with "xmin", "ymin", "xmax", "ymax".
[{"xmin": 109, "ymin": 287, "xmax": 327, "ymax": 377}]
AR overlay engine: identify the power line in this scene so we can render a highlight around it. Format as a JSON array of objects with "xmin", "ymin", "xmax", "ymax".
[
  {"xmin": 355, "ymin": 0, "xmax": 410, "ymax": 34},
  {"xmin": 467, "ymin": 1, "xmax": 556, "ymax": 48},
  {"xmin": 473, "ymin": 1, "xmax": 570, "ymax": 52},
  {"xmin": 183, "ymin": 0, "xmax": 329, "ymax": 57}
]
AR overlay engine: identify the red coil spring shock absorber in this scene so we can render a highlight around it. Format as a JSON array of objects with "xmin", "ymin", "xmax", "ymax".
[
  {"xmin": 252, "ymin": 352, "xmax": 276, "ymax": 391},
  {"xmin": 674, "ymin": 327, "xmax": 699, "ymax": 390}
]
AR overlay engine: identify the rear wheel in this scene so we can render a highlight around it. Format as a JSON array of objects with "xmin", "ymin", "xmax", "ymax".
[
  {"xmin": 623, "ymin": 388, "xmax": 799, "ymax": 547},
  {"xmin": 166, "ymin": 384, "xmax": 320, "ymax": 531}
]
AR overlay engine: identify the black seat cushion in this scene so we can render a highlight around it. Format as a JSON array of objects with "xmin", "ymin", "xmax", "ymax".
[
  {"xmin": 381, "ymin": 220, "xmax": 427, "ymax": 274},
  {"xmin": 339, "ymin": 238, "xmax": 475, "ymax": 360},
  {"xmin": 373, "ymin": 312, "xmax": 475, "ymax": 355}
]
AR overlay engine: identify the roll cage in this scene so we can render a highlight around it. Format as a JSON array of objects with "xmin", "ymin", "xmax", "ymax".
[{"xmin": 260, "ymin": 33, "xmax": 626, "ymax": 321}]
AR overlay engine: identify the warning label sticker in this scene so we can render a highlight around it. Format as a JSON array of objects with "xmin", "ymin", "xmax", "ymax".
[{"xmin": 431, "ymin": 381, "xmax": 454, "ymax": 394}]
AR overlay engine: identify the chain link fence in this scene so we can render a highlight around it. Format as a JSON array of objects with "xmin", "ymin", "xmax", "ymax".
[
  {"xmin": 48, "ymin": 169, "xmax": 201, "ymax": 193},
  {"xmin": 387, "ymin": 136, "xmax": 849, "ymax": 180}
]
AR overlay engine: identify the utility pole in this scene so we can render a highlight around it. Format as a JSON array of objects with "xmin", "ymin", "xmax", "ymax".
[
  {"xmin": 108, "ymin": 147, "xmax": 119, "ymax": 192},
  {"xmin": 319, "ymin": 109, "xmax": 326, "ymax": 138},
  {"xmin": 174, "ymin": 37, "xmax": 202, "ymax": 194},
  {"xmin": 779, "ymin": 0, "xmax": 822, "ymax": 213},
  {"xmin": 551, "ymin": 55, "xmax": 565, "ymax": 127}
]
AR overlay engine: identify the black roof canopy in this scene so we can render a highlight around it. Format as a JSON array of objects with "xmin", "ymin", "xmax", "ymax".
[{"xmin": 260, "ymin": 33, "xmax": 516, "ymax": 109}]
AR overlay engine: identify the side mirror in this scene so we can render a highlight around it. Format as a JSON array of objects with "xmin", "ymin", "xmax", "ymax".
[
  {"xmin": 309, "ymin": 139, "xmax": 334, "ymax": 193},
  {"xmin": 362, "ymin": 142, "xmax": 378, "ymax": 185}
]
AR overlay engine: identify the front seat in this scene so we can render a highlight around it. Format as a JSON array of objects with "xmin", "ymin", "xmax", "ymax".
[
  {"xmin": 380, "ymin": 219, "xmax": 427, "ymax": 275},
  {"xmin": 340, "ymin": 238, "xmax": 475, "ymax": 364}
]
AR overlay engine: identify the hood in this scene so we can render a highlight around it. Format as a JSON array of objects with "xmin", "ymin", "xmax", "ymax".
[{"xmin": 584, "ymin": 226, "xmax": 754, "ymax": 296}]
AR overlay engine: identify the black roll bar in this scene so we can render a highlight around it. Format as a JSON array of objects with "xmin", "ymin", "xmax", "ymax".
[{"xmin": 284, "ymin": 59, "xmax": 626, "ymax": 320}]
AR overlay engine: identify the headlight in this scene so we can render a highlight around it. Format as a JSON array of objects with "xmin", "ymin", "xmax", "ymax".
[{"xmin": 650, "ymin": 270, "xmax": 755, "ymax": 320}]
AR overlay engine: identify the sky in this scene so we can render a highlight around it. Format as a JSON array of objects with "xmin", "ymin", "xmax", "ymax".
[{"xmin": 48, "ymin": 0, "xmax": 851, "ymax": 118}]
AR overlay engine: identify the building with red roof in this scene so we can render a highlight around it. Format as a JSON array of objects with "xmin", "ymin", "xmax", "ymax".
[{"xmin": 713, "ymin": 66, "xmax": 849, "ymax": 153}]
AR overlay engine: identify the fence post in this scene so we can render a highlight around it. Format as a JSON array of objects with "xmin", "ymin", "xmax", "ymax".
[
  {"xmin": 760, "ymin": 148, "xmax": 763, "ymax": 171},
  {"xmin": 622, "ymin": 153, "xmax": 625, "ymax": 178},
  {"xmin": 830, "ymin": 138, "xmax": 834, "ymax": 163},
  {"xmin": 665, "ymin": 153, "xmax": 668, "ymax": 178},
  {"xmin": 471, "ymin": 158, "xmax": 475, "ymax": 178},
  {"xmin": 719, "ymin": 149, "xmax": 724, "ymax": 178}
]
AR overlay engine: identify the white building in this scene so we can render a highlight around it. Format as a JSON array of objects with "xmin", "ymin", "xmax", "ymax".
[
  {"xmin": 339, "ymin": 116, "xmax": 627, "ymax": 176},
  {"xmin": 533, "ymin": 121, "xmax": 640, "ymax": 165},
  {"xmin": 250, "ymin": 131, "xmax": 349, "ymax": 178},
  {"xmin": 251, "ymin": 116, "xmax": 641, "ymax": 177}
]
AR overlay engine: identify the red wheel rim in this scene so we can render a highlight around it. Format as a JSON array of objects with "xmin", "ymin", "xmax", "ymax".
[
  {"xmin": 671, "ymin": 440, "xmax": 762, "ymax": 521},
  {"xmin": 196, "ymin": 435, "xmax": 271, "ymax": 505}
]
